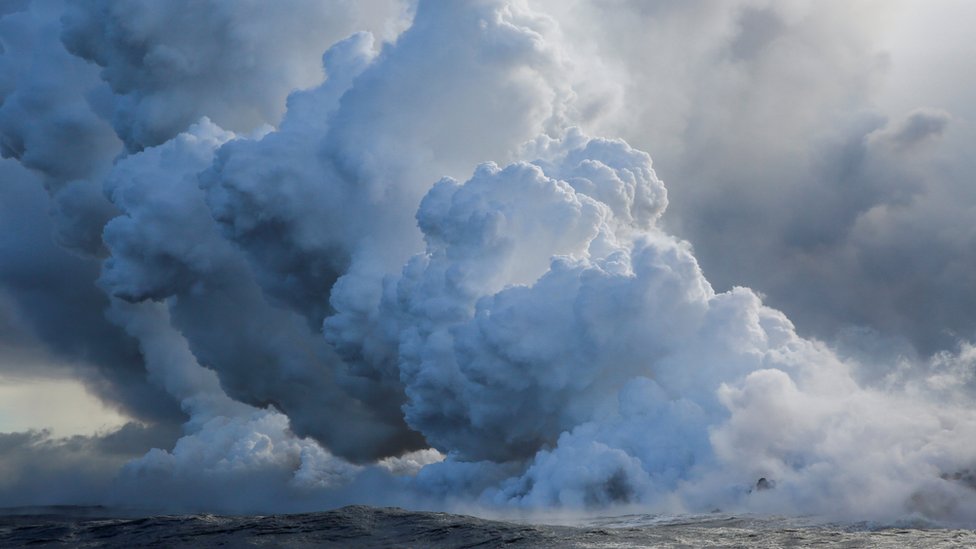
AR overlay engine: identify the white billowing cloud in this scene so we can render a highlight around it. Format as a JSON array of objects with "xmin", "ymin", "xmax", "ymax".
[
  {"xmin": 100, "ymin": 119, "xmax": 238, "ymax": 302},
  {"xmin": 99, "ymin": 117, "xmax": 424, "ymax": 462},
  {"xmin": 372, "ymin": 129, "xmax": 976, "ymax": 524},
  {"xmin": 117, "ymin": 408, "xmax": 363, "ymax": 514},
  {"xmin": 201, "ymin": 32, "xmax": 377, "ymax": 326},
  {"xmin": 203, "ymin": 0, "xmax": 590, "ymax": 335},
  {"xmin": 380, "ymin": 133, "xmax": 674, "ymax": 462},
  {"xmin": 378, "ymin": 448, "xmax": 446, "ymax": 477},
  {"xmin": 196, "ymin": 0, "xmax": 602, "ymax": 460},
  {"xmin": 3, "ymin": 0, "xmax": 976, "ymax": 525}
]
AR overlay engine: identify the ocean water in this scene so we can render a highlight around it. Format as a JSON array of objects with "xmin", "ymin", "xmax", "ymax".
[{"xmin": 2, "ymin": 505, "xmax": 975, "ymax": 548}]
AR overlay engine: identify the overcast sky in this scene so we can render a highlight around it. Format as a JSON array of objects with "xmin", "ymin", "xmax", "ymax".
[{"xmin": 2, "ymin": 0, "xmax": 976, "ymax": 523}]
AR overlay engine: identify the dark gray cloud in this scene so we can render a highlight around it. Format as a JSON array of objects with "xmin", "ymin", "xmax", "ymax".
[
  {"xmin": 0, "ymin": 3, "xmax": 119, "ymax": 184},
  {"xmin": 60, "ymin": 0, "xmax": 407, "ymax": 151},
  {"xmin": 0, "ymin": 1, "xmax": 121, "ymax": 256},
  {"xmin": 0, "ymin": 159, "xmax": 182, "ymax": 425},
  {"xmin": 874, "ymin": 108, "xmax": 951, "ymax": 149},
  {"xmin": 190, "ymin": 1, "xmax": 584, "ymax": 464},
  {"xmin": 0, "ymin": 422, "xmax": 180, "ymax": 508}
]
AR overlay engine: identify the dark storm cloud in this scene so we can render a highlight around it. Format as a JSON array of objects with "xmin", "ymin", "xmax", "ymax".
[
  {"xmin": 0, "ymin": 422, "xmax": 181, "ymax": 508},
  {"xmin": 0, "ymin": 1, "xmax": 121, "ymax": 256},
  {"xmin": 0, "ymin": 159, "xmax": 182, "ymax": 424},
  {"xmin": 669, "ymin": 105, "xmax": 967, "ymax": 355},
  {"xmin": 0, "ymin": 3, "xmax": 119, "ymax": 184},
  {"xmin": 875, "ymin": 108, "xmax": 951, "ymax": 149}
]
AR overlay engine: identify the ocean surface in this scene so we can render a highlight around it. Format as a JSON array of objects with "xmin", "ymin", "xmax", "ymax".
[{"xmin": 2, "ymin": 505, "xmax": 975, "ymax": 547}]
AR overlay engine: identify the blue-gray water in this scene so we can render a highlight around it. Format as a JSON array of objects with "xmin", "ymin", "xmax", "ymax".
[{"xmin": 2, "ymin": 505, "xmax": 975, "ymax": 548}]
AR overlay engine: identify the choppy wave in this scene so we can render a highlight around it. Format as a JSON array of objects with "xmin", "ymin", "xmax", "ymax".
[{"xmin": 2, "ymin": 505, "xmax": 975, "ymax": 548}]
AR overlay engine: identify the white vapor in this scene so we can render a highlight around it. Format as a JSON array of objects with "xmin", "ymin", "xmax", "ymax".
[{"xmin": 1, "ymin": 0, "xmax": 976, "ymax": 526}]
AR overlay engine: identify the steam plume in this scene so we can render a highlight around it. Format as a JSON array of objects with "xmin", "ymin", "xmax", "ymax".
[{"xmin": 2, "ymin": 0, "xmax": 976, "ymax": 525}]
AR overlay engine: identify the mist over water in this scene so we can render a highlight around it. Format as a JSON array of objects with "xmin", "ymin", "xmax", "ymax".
[{"xmin": 2, "ymin": 0, "xmax": 976, "ymax": 528}]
